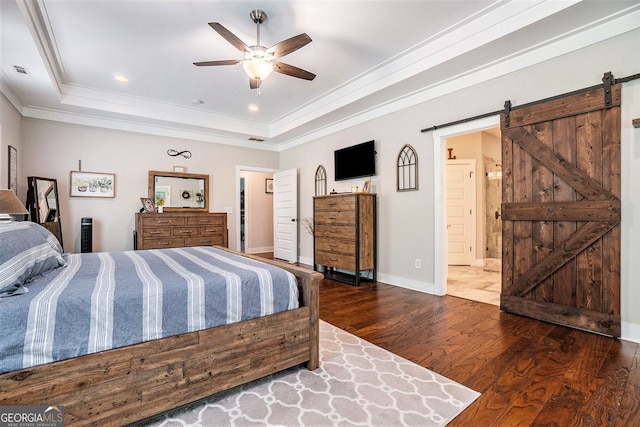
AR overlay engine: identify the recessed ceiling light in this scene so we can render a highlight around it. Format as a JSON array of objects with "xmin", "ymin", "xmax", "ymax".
[
  {"xmin": 114, "ymin": 75, "xmax": 128, "ymax": 83},
  {"xmin": 249, "ymin": 104, "xmax": 259, "ymax": 112}
]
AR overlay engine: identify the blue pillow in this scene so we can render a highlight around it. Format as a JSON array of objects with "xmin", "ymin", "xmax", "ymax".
[{"xmin": 0, "ymin": 221, "xmax": 67, "ymax": 297}]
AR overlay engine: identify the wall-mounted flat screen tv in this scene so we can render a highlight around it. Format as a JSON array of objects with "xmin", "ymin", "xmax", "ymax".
[{"xmin": 334, "ymin": 140, "xmax": 376, "ymax": 181}]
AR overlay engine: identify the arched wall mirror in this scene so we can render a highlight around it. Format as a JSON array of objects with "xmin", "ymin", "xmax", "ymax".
[
  {"xmin": 148, "ymin": 170, "xmax": 209, "ymax": 212},
  {"xmin": 26, "ymin": 176, "xmax": 63, "ymax": 249}
]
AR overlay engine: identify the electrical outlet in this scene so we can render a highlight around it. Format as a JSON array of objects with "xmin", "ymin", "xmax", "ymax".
[{"xmin": 414, "ymin": 259, "xmax": 421, "ymax": 269}]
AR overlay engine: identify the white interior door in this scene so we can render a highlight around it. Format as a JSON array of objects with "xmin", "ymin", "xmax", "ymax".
[
  {"xmin": 446, "ymin": 160, "xmax": 475, "ymax": 265},
  {"xmin": 273, "ymin": 168, "xmax": 298, "ymax": 262}
]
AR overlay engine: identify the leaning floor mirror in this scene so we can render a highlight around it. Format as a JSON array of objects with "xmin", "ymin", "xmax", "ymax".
[{"xmin": 26, "ymin": 176, "xmax": 63, "ymax": 250}]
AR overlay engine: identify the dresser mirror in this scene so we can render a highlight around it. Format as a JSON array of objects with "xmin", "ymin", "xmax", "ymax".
[
  {"xmin": 148, "ymin": 170, "xmax": 209, "ymax": 212},
  {"xmin": 26, "ymin": 176, "xmax": 64, "ymax": 250}
]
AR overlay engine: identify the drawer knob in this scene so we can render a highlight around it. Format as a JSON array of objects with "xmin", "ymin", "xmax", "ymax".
[{"xmin": 179, "ymin": 230, "xmax": 193, "ymax": 233}]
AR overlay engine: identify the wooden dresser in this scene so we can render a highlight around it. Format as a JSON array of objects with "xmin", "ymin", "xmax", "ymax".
[
  {"xmin": 135, "ymin": 212, "xmax": 227, "ymax": 250},
  {"xmin": 313, "ymin": 193, "xmax": 376, "ymax": 286}
]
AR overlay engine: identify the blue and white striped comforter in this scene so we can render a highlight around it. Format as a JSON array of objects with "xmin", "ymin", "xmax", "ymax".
[{"xmin": 0, "ymin": 246, "xmax": 298, "ymax": 375}]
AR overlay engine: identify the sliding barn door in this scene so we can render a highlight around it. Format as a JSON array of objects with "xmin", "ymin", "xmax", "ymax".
[{"xmin": 500, "ymin": 83, "xmax": 621, "ymax": 337}]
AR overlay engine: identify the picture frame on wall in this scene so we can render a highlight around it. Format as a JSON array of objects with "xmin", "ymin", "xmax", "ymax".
[
  {"xmin": 70, "ymin": 171, "xmax": 116, "ymax": 198},
  {"xmin": 265, "ymin": 178, "xmax": 274, "ymax": 194},
  {"xmin": 8, "ymin": 145, "xmax": 17, "ymax": 193}
]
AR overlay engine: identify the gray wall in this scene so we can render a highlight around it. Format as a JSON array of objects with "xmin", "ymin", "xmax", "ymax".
[{"xmin": 279, "ymin": 28, "xmax": 640, "ymax": 341}]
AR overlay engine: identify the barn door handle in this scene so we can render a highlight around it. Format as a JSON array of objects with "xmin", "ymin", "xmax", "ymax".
[{"xmin": 495, "ymin": 211, "xmax": 501, "ymax": 220}]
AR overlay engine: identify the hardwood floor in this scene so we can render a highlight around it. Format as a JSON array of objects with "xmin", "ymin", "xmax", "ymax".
[{"xmin": 318, "ymin": 278, "xmax": 640, "ymax": 426}]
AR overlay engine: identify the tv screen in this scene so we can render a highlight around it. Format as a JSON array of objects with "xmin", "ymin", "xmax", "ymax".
[{"xmin": 334, "ymin": 140, "xmax": 376, "ymax": 181}]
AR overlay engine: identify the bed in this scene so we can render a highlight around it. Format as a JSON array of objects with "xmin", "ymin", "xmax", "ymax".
[{"xmin": 0, "ymin": 221, "xmax": 321, "ymax": 426}]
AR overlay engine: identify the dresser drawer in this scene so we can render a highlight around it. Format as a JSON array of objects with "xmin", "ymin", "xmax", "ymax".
[
  {"xmin": 142, "ymin": 228, "xmax": 172, "ymax": 238},
  {"xmin": 141, "ymin": 216, "xmax": 186, "ymax": 226},
  {"xmin": 173, "ymin": 226, "xmax": 198, "ymax": 236},
  {"xmin": 314, "ymin": 224, "xmax": 355, "ymax": 239},
  {"xmin": 143, "ymin": 238, "xmax": 184, "ymax": 249},
  {"xmin": 315, "ymin": 237, "xmax": 355, "ymax": 255},
  {"xmin": 187, "ymin": 216, "xmax": 225, "ymax": 226},
  {"xmin": 200, "ymin": 226, "xmax": 224, "ymax": 236},
  {"xmin": 315, "ymin": 195, "xmax": 356, "ymax": 211},
  {"xmin": 187, "ymin": 236, "xmax": 225, "ymax": 246},
  {"xmin": 315, "ymin": 251, "xmax": 356, "ymax": 271}
]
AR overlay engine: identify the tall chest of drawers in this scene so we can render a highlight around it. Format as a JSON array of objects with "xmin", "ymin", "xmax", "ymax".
[
  {"xmin": 135, "ymin": 212, "xmax": 227, "ymax": 250},
  {"xmin": 313, "ymin": 193, "xmax": 376, "ymax": 286}
]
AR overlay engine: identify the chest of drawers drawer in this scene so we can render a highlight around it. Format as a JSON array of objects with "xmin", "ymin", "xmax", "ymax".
[
  {"xmin": 315, "ymin": 237, "xmax": 356, "ymax": 255},
  {"xmin": 314, "ymin": 210, "xmax": 356, "ymax": 225},
  {"xmin": 314, "ymin": 224, "xmax": 355, "ymax": 240},
  {"xmin": 314, "ymin": 251, "xmax": 356, "ymax": 271},
  {"xmin": 314, "ymin": 195, "xmax": 356, "ymax": 211}
]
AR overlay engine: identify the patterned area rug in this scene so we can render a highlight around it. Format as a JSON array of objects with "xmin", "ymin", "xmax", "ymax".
[{"xmin": 142, "ymin": 321, "xmax": 480, "ymax": 426}]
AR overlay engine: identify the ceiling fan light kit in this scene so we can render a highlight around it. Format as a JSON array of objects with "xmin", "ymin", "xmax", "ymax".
[{"xmin": 194, "ymin": 9, "xmax": 315, "ymax": 92}]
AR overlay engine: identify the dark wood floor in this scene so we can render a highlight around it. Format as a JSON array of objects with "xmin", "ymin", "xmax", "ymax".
[{"xmin": 318, "ymin": 277, "xmax": 640, "ymax": 426}]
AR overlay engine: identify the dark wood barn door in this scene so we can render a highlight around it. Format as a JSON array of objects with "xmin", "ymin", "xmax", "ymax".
[{"xmin": 500, "ymin": 83, "xmax": 621, "ymax": 337}]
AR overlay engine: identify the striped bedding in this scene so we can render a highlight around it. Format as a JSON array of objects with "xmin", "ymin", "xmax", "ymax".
[{"xmin": 0, "ymin": 246, "xmax": 299, "ymax": 375}]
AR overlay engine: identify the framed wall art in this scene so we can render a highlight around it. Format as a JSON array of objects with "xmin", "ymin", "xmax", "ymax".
[
  {"xmin": 265, "ymin": 178, "xmax": 274, "ymax": 194},
  {"xmin": 70, "ymin": 171, "xmax": 116, "ymax": 198}
]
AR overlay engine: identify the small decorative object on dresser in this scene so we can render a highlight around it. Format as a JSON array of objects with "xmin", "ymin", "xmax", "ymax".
[
  {"xmin": 140, "ymin": 197, "xmax": 155, "ymax": 212},
  {"xmin": 135, "ymin": 211, "xmax": 227, "ymax": 250},
  {"xmin": 313, "ymin": 193, "xmax": 376, "ymax": 286}
]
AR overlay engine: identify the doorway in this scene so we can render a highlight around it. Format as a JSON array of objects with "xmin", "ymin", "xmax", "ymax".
[
  {"xmin": 235, "ymin": 166, "xmax": 276, "ymax": 254},
  {"xmin": 432, "ymin": 115, "xmax": 501, "ymax": 303},
  {"xmin": 445, "ymin": 130, "xmax": 501, "ymax": 306}
]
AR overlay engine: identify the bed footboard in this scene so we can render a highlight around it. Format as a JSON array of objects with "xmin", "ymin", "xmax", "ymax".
[{"xmin": 0, "ymin": 250, "xmax": 322, "ymax": 426}]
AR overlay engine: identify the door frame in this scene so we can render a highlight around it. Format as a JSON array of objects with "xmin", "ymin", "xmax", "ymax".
[
  {"xmin": 235, "ymin": 165, "xmax": 278, "ymax": 252},
  {"xmin": 432, "ymin": 115, "xmax": 500, "ymax": 295}
]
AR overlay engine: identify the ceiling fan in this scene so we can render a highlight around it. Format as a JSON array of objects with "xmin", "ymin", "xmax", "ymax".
[{"xmin": 194, "ymin": 10, "xmax": 316, "ymax": 92}]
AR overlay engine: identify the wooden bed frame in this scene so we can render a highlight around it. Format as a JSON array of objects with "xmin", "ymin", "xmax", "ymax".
[{"xmin": 0, "ymin": 249, "xmax": 322, "ymax": 426}]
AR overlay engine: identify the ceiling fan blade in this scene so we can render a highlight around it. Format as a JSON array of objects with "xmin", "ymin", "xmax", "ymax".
[
  {"xmin": 272, "ymin": 62, "xmax": 316, "ymax": 81},
  {"xmin": 208, "ymin": 22, "xmax": 249, "ymax": 52},
  {"xmin": 269, "ymin": 33, "xmax": 312, "ymax": 58},
  {"xmin": 250, "ymin": 78, "xmax": 259, "ymax": 89},
  {"xmin": 193, "ymin": 59, "xmax": 241, "ymax": 67}
]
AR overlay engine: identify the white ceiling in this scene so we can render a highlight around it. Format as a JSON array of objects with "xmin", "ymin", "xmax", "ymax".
[{"xmin": 2, "ymin": 0, "xmax": 640, "ymax": 150}]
